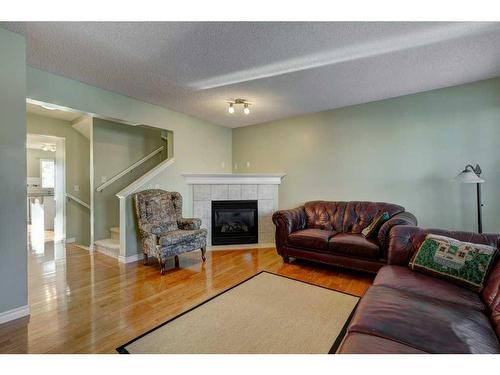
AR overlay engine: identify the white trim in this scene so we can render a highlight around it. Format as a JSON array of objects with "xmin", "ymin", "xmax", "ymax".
[
  {"xmin": 116, "ymin": 157, "xmax": 176, "ymax": 259},
  {"xmin": 118, "ymin": 252, "xmax": 144, "ymax": 264},
  {"xmin": 208, "ymin": 243, "xmax": 275, "ymax": 251},
  {"xmin": 116, "ymin": 157, "xmax": 175, "ymax": 198},
  {"xmin": 182, "ymin": 173, "xmax": 286, "ymax": 185},
  {"xmin": 95, "ymin": 246, "xmax": 119, "ymax": 259},
  {"xmin": 54, "ymin": 137, "xmax": 66, "ymax": 243},
  {"xmin": 0, "ymin": 305, "xmax": 30, "ymax": 324},
  {"xmin": 96, "ymin": 146, "xmax": 165, "ymax": 192},
  {"xmin": 89, "ymin": 119, "xmax": 95, "ymax": 251},
  {"xmin": 75, "ymin": 244, "xmax": 92, "ymax": 251},
  {"xmin": 118, "ymin": 197, "xmax": 127, "ymax": 258},
  {"xmin": 27, "ymin": 98, "xmax": 142, "ymax": 127},
  {"xmin": 54, "ymin": 237, "xmax": 76, "ymax": 244}
]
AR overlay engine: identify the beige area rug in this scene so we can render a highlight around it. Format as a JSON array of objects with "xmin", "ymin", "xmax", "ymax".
[{"xmin": 118, "ymin": 271, "xmax": 359, "ymax": 354}]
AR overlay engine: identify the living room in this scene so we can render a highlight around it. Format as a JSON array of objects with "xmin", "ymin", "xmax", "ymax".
[{"xmin": 0, "ymin": 1, "xmax": 499, "ymax": 373}]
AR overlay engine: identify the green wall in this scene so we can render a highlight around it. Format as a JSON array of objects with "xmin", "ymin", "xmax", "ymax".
[
  {"xmin": 0, "ymin": 28, "xmax": 27, "ymax": 315},
  {"xmin": 27, "ymin": 67, "xmax": 233, "ymax": 225},
  {"xmin": 233, "ymin": 78, "xmax": 500, "ymax": 233},
  {"xmin": 27, "ymin": 113, "xmax": 91, "ymax": 245},
  {"xmin": 26, "ymin": 67, "xmax": 232, "ymax": 257},
  {"xmin": 93, "ymin": 119, "xmax": 165, "ymax": 241},
  {"xmin": 18, "ymin": 31, "xmax": 500, "ymax": 248},
  {"xmin": 27, "ymin": 148, "xmax": 54, "ymax": 178}
]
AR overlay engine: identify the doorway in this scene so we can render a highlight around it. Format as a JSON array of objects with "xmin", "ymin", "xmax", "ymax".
[
  {"xmin": 26, "ymin": 100, "xmax": 92, "ymax": 251},
  {"xmin": 26, "ymin": 134, "xmax": 66, "ymax": 251}
]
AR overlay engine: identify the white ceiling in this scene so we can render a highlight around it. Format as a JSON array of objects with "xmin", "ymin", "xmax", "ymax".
[
  {"xmin": 27, "ymin": 102, "xmax": 82, "ymax": 122},
  {"xmin": 26, "ymin": 133, "xmax": 57, "ymax": 150},
  {"xmin": 4, "ymin": 22, "xmax": 500, "ymax": 128}
]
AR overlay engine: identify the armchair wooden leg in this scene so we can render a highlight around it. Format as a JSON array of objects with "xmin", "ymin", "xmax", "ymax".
[
  {"xmin": 174, "ymin": 255, "xmax": 179, "ymax": 268},
  {"xmin": 143, "ymin": 253, "xmax": 149, "ymax": 265},
  {"xmin": 282, "ymin": 255, "xmax": 290, "ymax": 263},
  {"xmin": 201, "ymin": 246, "xmax": 207, "ymax": 262},
  {"xmin": 160, "ymin": 259, "xmax": 167, "ymax": 275}
]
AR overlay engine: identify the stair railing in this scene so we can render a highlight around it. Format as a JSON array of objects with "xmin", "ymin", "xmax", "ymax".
[
  {"xmin": 95, "ymin": 145, "xmax": 164, "ymax": 192},
  {"xmin": 66, "ymin": 193, "xmax": 90, "ymax": 209}
]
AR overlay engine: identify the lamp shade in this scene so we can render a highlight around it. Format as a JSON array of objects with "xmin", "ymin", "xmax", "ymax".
[{"xmin": 454, "ymin": 170, "xmax": 485, "ymax": 184}]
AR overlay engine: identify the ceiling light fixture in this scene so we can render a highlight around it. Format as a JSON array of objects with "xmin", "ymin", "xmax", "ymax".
[
  {"xmin": 41, "ymin": 144, "xmax": 56, "ymax": 152},
  {"xmin": 227, "ymin": 99, "xmax": 252, "ymax": 115}
]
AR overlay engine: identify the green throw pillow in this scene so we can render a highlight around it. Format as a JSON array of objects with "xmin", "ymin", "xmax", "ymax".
[
  {"xmin": 361, "ymin": 212, "xmax": 390, "ymax": 238},
  {"xmin": 409, "ymin": 234, "xmax": 497, "ymax": 292}
]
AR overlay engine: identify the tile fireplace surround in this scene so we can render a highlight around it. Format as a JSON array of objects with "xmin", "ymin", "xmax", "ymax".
[{"xmin": 183, "ymin": 173, "xmax": 286, "ymax": 249}]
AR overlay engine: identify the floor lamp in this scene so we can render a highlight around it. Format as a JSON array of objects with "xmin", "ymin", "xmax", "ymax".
[{"xmin": 454, "ymin": 164, "xmax": 485, "ymax": 233}]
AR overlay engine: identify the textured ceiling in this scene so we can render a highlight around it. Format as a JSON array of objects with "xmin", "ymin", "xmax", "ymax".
[{"xmin": 4, "ymin": 22, "xmax": 500, "ymax": 128}]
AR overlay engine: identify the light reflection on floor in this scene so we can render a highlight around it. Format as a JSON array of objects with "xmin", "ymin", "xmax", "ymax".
[
  {"xmin": 28, "ymin": 225, "xmax": 68, "ymax": 307},
  {"xmin": 28, "ymin": 222, "xmax": 64, "ymax": 262},
  {"xmin": 29, "ymin": 200, "xmax": 46, "ymax": 254}
]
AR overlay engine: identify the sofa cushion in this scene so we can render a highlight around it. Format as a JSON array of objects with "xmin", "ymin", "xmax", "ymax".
[
  {"xmin": 159, "ymin": 229, "xmax": 207, "ymax": 247},
  {"xmin": 342, "ymin": 201, "xmax": 404, "ymax": 234},
  {"xmin": 288, "ymin": 229, "xmax": 336, "ymax": 250},
  {"xmin": 304, "ymin": 201, "xmax": 346, "ymax": 232},
  {"xmin": 409, "ymin": 234, "xmax": 497, "ymax": 292},
  {"xmin": 347, "ymin": 285, "xmax": 500, "ymax": 353},
  {"xmin": 329, "ymin": 233, "xmax": 380, "ymax": 259},
  {"xmin": 338, "ymin": 332, "xmax": 427, "ymax": 354},
  {"xmin": 374, "ymin": 265, "xmax": 485, "ymax": 311}
]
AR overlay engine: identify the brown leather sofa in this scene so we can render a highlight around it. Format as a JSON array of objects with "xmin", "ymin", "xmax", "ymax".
[
  {"xmin": 272, "ymin": 201, "xmax": 417, "ymax": 273},
  {"xmin": 338, "ymin": 226, "xmax": 500, "ymax": 353}
]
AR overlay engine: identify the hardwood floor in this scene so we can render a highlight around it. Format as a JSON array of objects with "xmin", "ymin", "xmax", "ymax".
[{"xmin": 0, "ymin": 239, "xmax": 373, "ymax": 353}]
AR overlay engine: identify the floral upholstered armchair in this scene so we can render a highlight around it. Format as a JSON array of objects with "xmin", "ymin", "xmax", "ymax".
[{"xmin": 133, "ymin": 189, "xmax": 207, "ymax": 275}]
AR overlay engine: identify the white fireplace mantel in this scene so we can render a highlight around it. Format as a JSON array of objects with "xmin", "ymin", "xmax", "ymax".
[
  {"xmin": 182, "ymin": 173, "xmax": 286, "ymax": 185},
  {"xmin": 182, "ymin": 173, "xmax": 285, "ymax": 248}
]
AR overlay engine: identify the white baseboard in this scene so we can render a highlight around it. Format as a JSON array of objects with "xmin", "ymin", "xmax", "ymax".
[
  {"xmin": 208, "ymin": 243, "xmax": 275, "ymax": 251},
  {"xmin": 117, "ymin": 245, "xmax": 274, "ymax": 262},
  {"xmin": 118, "ymin": 253, "xmax": 144, "ymax": 264},
  {"xmin": 75, "ymin": 244, "xmax": 92, "ymax": 251},
  {"xmin": 96, "ymin": 247, "xmax": 119, "ymax": 259},
  {"xmin": 54, "ymin": 237, "xmax": 75, "ymax": 244},
  {"xmin": 0, "ymin": 305, "xmax": 30, "ymax": 325}
]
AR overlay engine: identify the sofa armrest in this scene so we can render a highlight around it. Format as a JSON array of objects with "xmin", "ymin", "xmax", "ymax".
[
  {"xmin": 386, "ymin": 225, "xmax": 425, "ymax": 265},
  {"xmin": 387, "ymin": 225, "xmax": 500, "ymax": 266},
  {"xmin": 178, "ymin": 217, "xmax": 202, "ymax": 230},
  {"xmin": 272, "ymin": 206, "xmax": 307, "ymax": 254},
  {"xmin": 140, "ymin": 223, "xmax": 167, "ymax": 236},
  {"xmin": 378, "ymin": 211, "xmax": 417, "ymax": 253}
]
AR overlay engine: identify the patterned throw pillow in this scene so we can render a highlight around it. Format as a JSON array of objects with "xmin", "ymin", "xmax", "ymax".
[
  {"xmin": 361, "ymin": 212, "xmax": 390, "ymax": 238},
  {"xmin": 409, "ymin": 234, "xmax": 497, "ymax": 292}
]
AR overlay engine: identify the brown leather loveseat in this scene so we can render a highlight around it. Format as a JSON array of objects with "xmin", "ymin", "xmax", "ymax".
[
  {"xmin": 338, "ymin": 226, "xmax": 500, "ymax": 353},
  {"xmin": 272, "ymin": 201, "xmax": 417, "ymax": 273}
]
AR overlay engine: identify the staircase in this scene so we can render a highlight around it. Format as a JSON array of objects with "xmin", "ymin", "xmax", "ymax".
[
  {"xmin": 94, "ymin": 227, "xmax": 120, "ymax": 258},
  {"xmin": 92, "ymin": 122, "xmax": 172, "ymax": 260}
]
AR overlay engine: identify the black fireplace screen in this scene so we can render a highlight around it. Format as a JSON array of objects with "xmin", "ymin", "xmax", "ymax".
[{"xmin": 211, "ymin": 200, "xmax": 258, "ymax": 245}]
